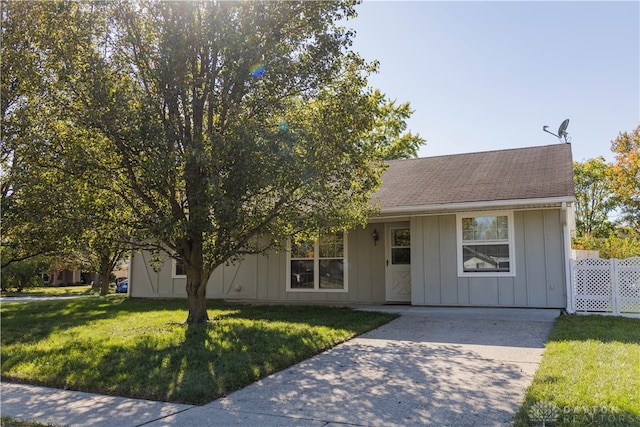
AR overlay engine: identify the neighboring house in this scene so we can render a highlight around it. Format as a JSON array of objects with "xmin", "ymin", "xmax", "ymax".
[
  {"xmin": 44, "ymin": 269, "xmax": 82, "ymax": 286},
  {"xmin": 44, "ymin": 268, "xmax": 94, "ymax": 285},
  {"xmin": 129, "ymin": 143, "xmax": 576, "ymax": 309}
]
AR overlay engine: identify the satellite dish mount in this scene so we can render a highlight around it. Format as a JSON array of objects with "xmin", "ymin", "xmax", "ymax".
[{"xmin": 543, "ymin": 119, "xmax": 571, "ymax": 143}]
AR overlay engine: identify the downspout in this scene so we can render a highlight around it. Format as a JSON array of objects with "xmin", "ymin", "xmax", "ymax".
[{"xmin": 561, "ymin": 202, "xmax": 575, "ymax": 314}]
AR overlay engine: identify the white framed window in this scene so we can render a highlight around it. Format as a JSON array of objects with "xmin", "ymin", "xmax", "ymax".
[
  {"xmin": 457, "ymin": 211, "xmax": 515, "ymax": 277},
  {"xmin": 287, "ymin": 231, "xmax": 348, "ymax": 292},
  {"xmin": 172, "ymin": 259, "xmax": 186, "ymax": 278}
]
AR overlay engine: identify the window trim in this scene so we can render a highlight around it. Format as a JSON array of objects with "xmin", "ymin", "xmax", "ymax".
[
  {"xmin": 172, "ymin": 259, "xmax": 186, "ymax": 278},
  {"xmin": 456, "ymin": 211, "xmax": 516, "ymax": 277},
  {"xmin": 286, "ymin": 231, "xmax": 348, "ymax": 292}
]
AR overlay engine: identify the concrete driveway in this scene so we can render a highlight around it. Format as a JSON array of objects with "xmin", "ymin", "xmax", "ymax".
[
  {"xmin": 1, "ymin": 307, "xmax": 558, "ymax": 427},
  {"xmin": 146, "ymin": 307, "xmax": 558, "ymax": 427}
]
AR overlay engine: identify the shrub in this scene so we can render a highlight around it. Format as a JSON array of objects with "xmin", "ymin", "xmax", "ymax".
[
  {"xmin": 1, "ymin": 259, "xmax": 48, "ymax": 292},
  {"xmin": 573, "ymin": 229, "xmax": 640, "ymax": 259}
]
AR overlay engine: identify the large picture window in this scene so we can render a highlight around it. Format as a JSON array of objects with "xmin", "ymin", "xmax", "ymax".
[
  {"xmin": 457, "ymin": 212, "xmax": 515, "ymax": 276},
  {"xmin": 288, "ymin": 231, "xmax": 347, "ymax": 292}
]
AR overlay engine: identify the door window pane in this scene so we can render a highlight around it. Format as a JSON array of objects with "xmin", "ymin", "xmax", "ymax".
[
  {"xmin": 392, "ymin": 248, "xmax": 411, "ymax": 265},
  {"xmin": 392, "ymin": 229, "xmax": 411, "ymax": 247},
  {"xmin": 391, "ymin": 228, "xmax": 410, "ymax": 265}
]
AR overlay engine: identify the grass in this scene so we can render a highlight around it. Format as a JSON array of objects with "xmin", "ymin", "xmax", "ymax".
[
  {"xmin": 0, "ymin": 416, "xmax": 54, "ymax": 427},
  {"xmin": 1, "ymin": 285, "xmax": 97, "ymax": 297},
  {"xmin": 514, "ymin": 315, "xmax": 640, "ymax": 426},
  {"xmin": 0, "ymin": 296, "xmax": 396, "ymax": 405}
]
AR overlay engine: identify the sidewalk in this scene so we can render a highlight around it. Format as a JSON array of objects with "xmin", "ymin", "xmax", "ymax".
[
  {"xmin": 1, "ymin": 307, "xmax": 559, "ymax": 426},
  {"xmin": 0, "ymin": 383, "xmax": 193, "ymax": 426}
]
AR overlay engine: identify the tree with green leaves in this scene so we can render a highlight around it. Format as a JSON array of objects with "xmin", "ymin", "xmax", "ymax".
[
  {"xmin": 0, "ymin": 256, "xmax": 50, "ymax": 292},
  {"xmin": 573, "ymin": 157, "xmax": 617, "ymax": 238},
  {"xmin": 365, "ymin": 90, "xmax": 425, "ymax": 160},
  {"xmin": 1, "ymin": 0, "xmax": 80, "ymax": 267},
  {"xmin": 9, "ymin": 1, "xmax": 424, "ymax": 323},
  {"xmin": 1, "ymin": 1, "xmax": 133, "ymax": 294},
  {"xmin": 609, "ymin": 125, "xmax": 640, "ymax": 231}
]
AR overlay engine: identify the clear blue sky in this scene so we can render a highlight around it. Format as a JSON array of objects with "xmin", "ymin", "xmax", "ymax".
[{"xmin": 346, "ymin": 1, "xmax": 639, "ymax": 162}]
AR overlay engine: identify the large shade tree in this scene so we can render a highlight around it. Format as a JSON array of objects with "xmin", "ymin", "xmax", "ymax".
[
  {"xmin": 11, "ymin": 1, "xmax": 424, "ymax": 323},
  {"xmin": 573, "ymin": 157, "xmax": 617, "ymax": 238},
  {"xmin": 609, "ymin": 125, "xmax": 640, "ymax": 231},
  {"xmin": 1, "ymin": 1, "xmax": 82, "ymax": 267},
  {"xmin": 1, "ymin": 1, "xmax": 133, "ymax": 294}
]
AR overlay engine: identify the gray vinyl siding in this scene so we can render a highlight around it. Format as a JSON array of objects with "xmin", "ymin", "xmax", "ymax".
[
  {"xmin": 130, "ymin": 224, "xmax": 387, "ymax": 304},
  {"xmin": 130, "ymin": 209, "xmax": 567, "ymax": 308},
  {"xmin": 411, "ymin": 209, "xmax": 567, "ymax": 308}
]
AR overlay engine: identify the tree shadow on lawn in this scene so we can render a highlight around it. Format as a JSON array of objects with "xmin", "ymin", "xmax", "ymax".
[
  {"xmin": 1, "ymin": 298, "xmax": 134, "ymax": 347},
  {"xmin": 2, "ymin": 313, "xmax": 545, "ymax": 426},
  {"xmin": 130, "ymin": 309, "xmax": 395, "ymax": 404},
  {"xmin": 1, "ymin": 298, "xmax": 224, "ymax": 346},
  {"xmin": 1, "ymin": 303, "xmax": 393, "ymax": 405}
]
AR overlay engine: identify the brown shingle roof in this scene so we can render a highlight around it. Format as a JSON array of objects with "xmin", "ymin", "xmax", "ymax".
[{"xmin": 374, "ymin": 144, "xmax": 575, "ymax": 210}]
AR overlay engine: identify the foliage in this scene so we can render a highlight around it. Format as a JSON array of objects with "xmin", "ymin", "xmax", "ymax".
[
  {"xmin": 365, "ymin": 90, "xmax": 425, "ymax": 160},
  {"xmin": 609, "ymin": 125, "xmax": 640, "ymax": 231},
  {"xmin": 6, "ymin": 1, "xmax": 423, "ymax": 323},
  {"xmin": 573, "ymin": 157, "xmax": 617, "ymax": 238},
  {"xmin": 0, "ymin": 256, "xmax": 49, "ymax": 292},
  {"xmin": 571, "ymin": 127, "xmax": 640, "ymax": 258},
  {"xmin": 75, "ymin": 188, "xmax": 133, "ymax": 295},
  {"xmin": 573, "ymin": 228, "xmax": 640, "ymax": 259},
  {"xmin": 1, "ymin": 285, "xmax": 95, "ymax": 298},
  {"xmin": 515, "ymin": 315, "xmax": 640, "ymax": 427},
  {"xmin": 1, "ymin": 2, "xmax": 136, "ymax": 290},
  {"xmin": 1, "ymin": 1, "xmax": 80, "ymax": 266},
  {"xmin": 0, "ymin": 416, "xmax": 51, "ymax": 427},
  {"xmin": 0, "ymin": 297, "xmax": 396, "ymax": 404}
]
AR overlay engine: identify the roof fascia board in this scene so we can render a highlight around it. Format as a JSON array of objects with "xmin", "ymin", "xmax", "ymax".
[{"xmin": 377, "ymin": 196, "xmax": 575, "ymax": 216}]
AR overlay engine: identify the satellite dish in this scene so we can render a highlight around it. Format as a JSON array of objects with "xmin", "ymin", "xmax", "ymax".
[
  {"xmin": 542, "ymin": 118, "xmax": 571, "ymax": 143},
  {"xmin": 558, "ymin": 119, "xmax": 570, "ymax": 139}
]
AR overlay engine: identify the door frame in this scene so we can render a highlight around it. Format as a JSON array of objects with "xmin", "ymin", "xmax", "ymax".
[{"xmin": 385, "ymin": 223, "xmax": 412, "ymax": 303}]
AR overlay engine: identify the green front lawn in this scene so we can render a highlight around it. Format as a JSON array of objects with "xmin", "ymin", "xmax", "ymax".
[
  {"xmin": 0, "ymin": 297, "xmax": 396, "ymax": 405},
  {"xmin": 0, "ymin": 416, "xmax": 53, "ymax": 427},
  {"xmin": 1, "ymin": 285, "xmax": 97, "ymax": 297},
  {"xmin": 515, "ymin": 315, "xmax": 640, "ymax": 426}
]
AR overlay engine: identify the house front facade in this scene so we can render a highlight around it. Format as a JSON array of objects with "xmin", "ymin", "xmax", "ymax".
[{"xmin": 129, "ymin": 143, "xmax": 576, "ymax": 309}]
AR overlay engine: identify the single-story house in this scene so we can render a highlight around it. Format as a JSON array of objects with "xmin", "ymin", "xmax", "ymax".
[{"xmin": 129, "ymin": 143, "xmax": 576, "ymax": 309}]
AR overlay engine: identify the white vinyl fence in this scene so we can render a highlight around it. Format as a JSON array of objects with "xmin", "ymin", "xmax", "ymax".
[{"xmin": 571, "ymin": 257, "xmax": 640, "ymax": 318}]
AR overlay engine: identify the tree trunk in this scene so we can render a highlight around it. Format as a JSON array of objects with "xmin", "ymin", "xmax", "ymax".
[
  {"xmin": 97, "ymin": 254, "xmax": 113, "ymax": 296},
  {"xmin": 184, "ymin": 239, "xmax": 210, "ymax": 324},
  {"xmin": 185, "ymin": 268, "xmax": 209, "ymax": 324},
  {"xmin": 99, "ymin": 271, "xmax": 111, "ymax": 296}
]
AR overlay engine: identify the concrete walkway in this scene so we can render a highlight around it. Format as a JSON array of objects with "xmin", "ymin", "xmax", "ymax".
[{"xmin": 1, "ymin": 307, "xmax": 559, "ymax": 426}]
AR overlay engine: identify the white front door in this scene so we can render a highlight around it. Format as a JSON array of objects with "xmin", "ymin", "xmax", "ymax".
[{"xmin": 385, "ymin": 225, "xmax": 411, "ymax": 303}]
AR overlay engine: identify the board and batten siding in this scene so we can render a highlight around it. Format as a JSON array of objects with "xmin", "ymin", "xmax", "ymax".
[
  {"xmin": 410, "ymin": 209, "xmax": 567, "ymax": 308},
  {"xmin": 129, "ymin": 224, "xmax": 387, "ymax": 304}
]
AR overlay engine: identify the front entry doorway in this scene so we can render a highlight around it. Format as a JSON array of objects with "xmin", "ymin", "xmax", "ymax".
[{"xmin": 385, "ymin": 224, "xmax": 411, "ymax": 303}]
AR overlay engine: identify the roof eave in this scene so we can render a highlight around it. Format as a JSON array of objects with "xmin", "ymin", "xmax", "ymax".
[{"xmin": 374, "ymin": 196, "xmax": 576, "ymax": 218}]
